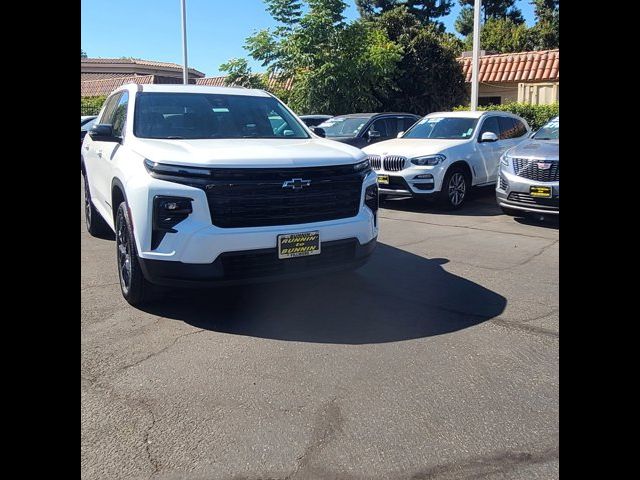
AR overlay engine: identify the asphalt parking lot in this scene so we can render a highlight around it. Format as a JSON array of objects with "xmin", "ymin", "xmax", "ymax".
[{"xmin": 81, "ymin": 181, "xmax": 559, "ymax": 480}]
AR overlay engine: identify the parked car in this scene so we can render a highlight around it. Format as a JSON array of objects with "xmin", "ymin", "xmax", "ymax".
[
  {"xmin": 314, "ymin": 113, "xmax": 421, "ymax": 149},
  {"xmin": 362, "ymin": 111, "xmax": 530, "ymax": 209},
  {"xmin": 81, "ymin": 116, "xmax": 97, "ymax": 147},
  {"xmin": 299, "ymin": 114, "xmax": 333, "ymax": 127},
  {"xmin": 496, "ymin": 116, "xmax": 559, "ymax": 217},
  {"xmin": 81, "ymin": 84, "xmax": 379, "ymax": 306}
]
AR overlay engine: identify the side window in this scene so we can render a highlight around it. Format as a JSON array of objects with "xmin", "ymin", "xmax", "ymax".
[
  {"xmin": 383, "ymin": 118, "xmax": 401, "ymax": 138},
  {"xmin": 369, "ymin": 119, "xmax": 388, "ymax": 137},
  {"xmin": 479, "ymin": 116, "xmax": 500, "ymax": 139},
  {"xmin": 512, "ymin": 119, "xmax": 527, "ymax": 138},
  {"xmin": 112, "ymin": 91, "xmax": 129, "ymax": 137},
  {"xmin": 402, "ymin": 117, "xmax": 418, "ymax": 132},
  {"xmin": 498, "ymin": 116, "xmax": 517, "ymax": 140},
  {"xmin": 99, "ymin": 93, "xmax": 121, "ymax": 125}
]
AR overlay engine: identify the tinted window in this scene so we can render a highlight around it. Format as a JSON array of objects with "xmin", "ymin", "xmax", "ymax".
[
  {"xmin": 403, "ymin": 117, "xmax": 478, "ymax": 140},
  {"xmin": 112, "ymin": 91, "xmax": 129, "ymax": 137},
  {"xmin": 498, "ymin": 116, "xmax": 517, "ymax": 140},
  {"xmin": 134, "ymin": 93, "xmax": 308, "ymax": 139},
  {"xmin": 370, "ymin": 118, "xmax": 389, "ymax": 137},
  {"xmin": 512, "ymin": 119, "xmax": 527, "ymax": 138},
  {"xmin": 402, "ymin": 117, "xmax": 418, "ymax": 132},
  {"xmin": 99, "ymin": 93, "xmax": 121, "ymax": 125},
  {"xmin": 318, "ymin": 117, "xmax": 369, "ymax": 137},
  {"xmin": 479, "ymin": 116, "xmax": 500, "ymax": 138}
]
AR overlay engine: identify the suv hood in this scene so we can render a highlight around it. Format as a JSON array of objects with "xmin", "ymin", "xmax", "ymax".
[
  {"xmin": 129, "ymin": 137, "xmax": 365, "ymax": 168},
  {"xmin": 507, "ymin": 138, "xmax": 559, "ymax": 161},
  {"xmin": 362, "ymin": 138, "xmax": 469, "ymax": 157}
]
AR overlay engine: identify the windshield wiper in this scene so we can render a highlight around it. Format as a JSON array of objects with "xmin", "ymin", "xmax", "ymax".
[{"xmin": 166, "ymin": 136, "xmax": 186, "ymax": 139}]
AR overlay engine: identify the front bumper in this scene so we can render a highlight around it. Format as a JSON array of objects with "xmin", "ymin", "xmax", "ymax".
[
  {"xmin": 375, "ymin": 164, "xmax": 445, "ymax": 198},
  {"xmin": 496, "ymin": 169, "xmax": 559, "ymax": 214},
  {"xmin": 138, "ymin": 237, "xmax": 377, "ymax": 288}
]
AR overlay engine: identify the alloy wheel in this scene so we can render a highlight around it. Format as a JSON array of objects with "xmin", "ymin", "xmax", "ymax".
[
  {"xmin": 116, "ymin": 210, "xmax": 132, "ymax": 293},
  {"xmin": 448, "ymin": 172, "xmax": 467, "ymax": 207}
]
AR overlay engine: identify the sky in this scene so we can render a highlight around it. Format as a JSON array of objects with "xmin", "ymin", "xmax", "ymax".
[{"xmin": 81, "ymin": 0, "xmax": 536, "ymax": 77}]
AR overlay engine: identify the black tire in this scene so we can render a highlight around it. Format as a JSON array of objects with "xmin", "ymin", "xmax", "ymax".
[
  {"xmin": 438, "ymin": 166, "xmax": 470, "ymax": 210},
  {"xmin": 83, "ymin": 171, "xmax": 110, "ymax": 237},
  {"xmin": 115, "ymin": 202, "xmax": 155, "ymax": 306},
  {"xmin": 500, "ymin": 206, "xmax": 520, "ymax": 217}
]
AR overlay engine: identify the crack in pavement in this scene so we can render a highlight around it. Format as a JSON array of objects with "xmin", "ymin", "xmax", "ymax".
[
  {"xmin": 285, "ymin": 397, "xmax": 344, "ymax": 480},
  {"xmin": 379, "ymin": 215, "xmax": 557, "ymax": 241},
  {"xmin": 490, "ymin": 317, "xmax": 558, "ymax": 338},
  {"xmin": 406, "ymin": 445, "xmax": 559, "ymax": 479},
  {"xmin": 120, "ymin": 327, "xmax": 206, "ymax": 373}
]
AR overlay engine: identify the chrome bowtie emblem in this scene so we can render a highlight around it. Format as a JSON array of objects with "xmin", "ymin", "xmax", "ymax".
[
  {"xmin": 282, "ymin": 178, "xmax": 311, "ymax": 190},
  {"xmin": 537, "ymin": 162, "xmax": 552, "ymax": 170}
]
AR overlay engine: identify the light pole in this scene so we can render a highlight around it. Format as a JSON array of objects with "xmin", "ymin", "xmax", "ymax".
[
  {"xmin": 470, "ymin": 0, "xmax": 481, "ymax": 111},
  {"xmin": 180, "ymin": 0, "xmax": 188, "ymax": 84}
]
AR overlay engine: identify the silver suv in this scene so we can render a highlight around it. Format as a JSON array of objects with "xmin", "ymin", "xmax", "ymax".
[{"xmin": 496, "ymin": 116, "xmax": 559, "ymax": 216}]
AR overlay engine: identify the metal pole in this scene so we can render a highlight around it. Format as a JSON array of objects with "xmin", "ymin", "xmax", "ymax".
[
  {"xmin": 470, "ymin": 0, "xmax": 481, "ymax": 110},
  {"xmin": 181, "ymin": 0, "xmax": 188, "ymax": 84}
]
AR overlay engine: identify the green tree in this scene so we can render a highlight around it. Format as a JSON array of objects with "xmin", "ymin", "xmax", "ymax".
[
  {"xmin": 464, "ymin": 17, "xmax": 533, "ymax": 53},
  {"xmin": 455, "ymin": 0, "xmax": 523, "ymax": 37},
  {"xmin": 81, "ymin": 49, "xmax": 87, "ymax": 58},
  {"xmin": 371, "ymin": 7, "xmax": 467, "ymax": 113},
  {"xmin": 226, "ymin": 0, "xmax": 402, "ymax": 114},
  {"xmin": 219, "ymin": 58, "xmax": 268, "ymax": 89},
  {"xmin": 529, "ymin": 0, "xmax": 559, "ymax": 49},
  {"xmin": 356, "ymin": 0, "xmax": 454, "ymax": 30}
]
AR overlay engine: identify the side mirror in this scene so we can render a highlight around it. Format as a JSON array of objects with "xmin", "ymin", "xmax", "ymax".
[
  {"xmin": 479, "ymin": 131, "xmax": 499, "ymax": 143},
  {"xmin": 89, "ymin": 124, "xmax": 120, "ymax": 142},
  {"xmin": 397, "ymin": 131, "xmax": 405, "ymax": 138},
  {"xmin": 310, "ymin": 126, "xmax": 326, "ymax": 138},
  {"xmin": 367, "ymin": 130, "xmax": 381, "ymax": 140}
]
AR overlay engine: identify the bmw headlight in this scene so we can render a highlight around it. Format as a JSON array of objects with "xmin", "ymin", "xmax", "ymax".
[
  {"xmin": 411, "ymin": 154, "xmax": 446, "ymax": 166},
  {"xmin": 353, "ymin": 159, "xmax": 371, "ymax": 173}
]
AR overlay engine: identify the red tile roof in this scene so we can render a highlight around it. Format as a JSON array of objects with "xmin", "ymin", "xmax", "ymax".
[
  {"xmin": 195, "ymin": 76, "xmax": 227, "ymax": 87},
  {"xmin": 81, "ymin": 75, "xmax": 156, "ymax": 97},
  {"xmin": 458, "ymin": 49, "xmax": 559, "ymax": 83},
  {"xmin": 196, "ymin": 72, "xmax": 295, "ymax": 91},
  {"xmin": 81, "ymin": 58, "xmax": 205, "ymax": 77}
]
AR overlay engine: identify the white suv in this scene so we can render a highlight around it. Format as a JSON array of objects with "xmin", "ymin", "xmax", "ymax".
[
  {"xmin": 362, "ymin": 111, "xmax": 530, "ymax": 209},
  {"xmin": 81, "ymin": 84, "xmax": 378, "ymax": 305}
]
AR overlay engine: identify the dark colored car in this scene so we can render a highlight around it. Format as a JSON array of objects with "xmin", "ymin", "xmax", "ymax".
[
  {"xmin": 81, "ymin": 116, "xmax": 98, "ymax": 147},
  {"xmin": 314, "ymin": 113, "xmax": 421, "ymax": 149},
  {"xmin": 299, "ymin": 114, "xmax": 333, "ymax": 127}
]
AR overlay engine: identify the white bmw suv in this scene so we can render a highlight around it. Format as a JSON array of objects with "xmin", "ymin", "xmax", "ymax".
[
  {"xmin": 81, "ymin": 84, "xmax": 378, "ymax": 306},
  {"xmin": 362, "ymin": 111, "xmax": 530, "ymax": 209}
]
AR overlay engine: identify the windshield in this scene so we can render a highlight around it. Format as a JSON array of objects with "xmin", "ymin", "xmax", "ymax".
[
  {"xmin": 532, "ymin": 117, "xmax": 559, "ymax": 140},
  {"xmin": 133, "ymin": 92, "xmax": 309, "ymax": 139},
  {"xmin": 403, "ymin": 117, "xmax": 478, "ymax": 140},
  {"xmin": 318, "ymin": 117, "xmax": 369, "ymax": 138}
]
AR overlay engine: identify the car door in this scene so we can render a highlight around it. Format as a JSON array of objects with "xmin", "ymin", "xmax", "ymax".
[
  {"xmin": 93, "ymin": 92, "xmax": 128, "ymax": 213},
  {"xmin": 361, "ymin": 117, "xmax": 394, "ymax": 147},
  {"xmin": 83, "ymin": 92, "xmax": 121, "ymax": 209},
  {"xmin": 474, "ymin": 115, "xmax": 501, "ymax": 185}
]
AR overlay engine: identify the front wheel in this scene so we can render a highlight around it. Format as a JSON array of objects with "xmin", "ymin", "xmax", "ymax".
[
  {"xmin": 438, "ymin": 167, "xmax": 470, "ymax": 210},
  {"xmin": 115, "ymin": 202, "xmax": 155, "ymax": 306}
]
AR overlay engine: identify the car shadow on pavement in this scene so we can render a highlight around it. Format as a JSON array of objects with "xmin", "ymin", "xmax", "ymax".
[
  {"xmin": 514, "ymin": 215, "xmax": 559, "ymax": 230},
  {"xmin": 381, "ymin": 186, "xmax": 502, "ymax": 217},
  {"xmin": 139, "ymin": 243, "xmax": 506, "ymax": 345}
]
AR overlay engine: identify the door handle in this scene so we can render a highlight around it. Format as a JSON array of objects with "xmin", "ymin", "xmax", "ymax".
[{"xmin": 97, "ymin": 150, "xmax": 103, "ymax": 158}]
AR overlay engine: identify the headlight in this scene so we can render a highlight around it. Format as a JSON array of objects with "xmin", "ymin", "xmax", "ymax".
[
  {"xmin": 144, "ymin": 158, "xmax": 210, "ymax": 177},
  {"xmin": 353, "ymin": 159, "xmax": 371, "ymax": 173},
  {"xmin": 411, "ymin": 154, "xmax": 446, "ymax": 166},
  {"xmin": 500, "ymin": 154, "xmax": 510, "ymax": 167}
]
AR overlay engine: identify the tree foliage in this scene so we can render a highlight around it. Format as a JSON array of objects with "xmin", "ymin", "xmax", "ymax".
[
  {"xmin": 356, "ymin": 0, "xmax": 453, "ymax": 30},
  {"xmin": 371, "ymin": 7, "xmax": 467, "ymax": 113},
  {"xmin": 529, "ymin": 0, "xmax": 559, "ymax": 50},
  {"xmin": 455, "ymin": 0, "xmax": 523, "ymax": 37},
  {"xmin": 81, "ymin": 49, "xmax": 87, "ymax": 58},
  {"xmin": 464, "ymin": 17, "xmax": 532, "ymax": 53},
  {"xmin": 220, "ymin": 58, "xmax": 269, "ymax": 89},
  {"xmin": 454, "ymin": 102, "xmax": 558, "ymax": 131}
]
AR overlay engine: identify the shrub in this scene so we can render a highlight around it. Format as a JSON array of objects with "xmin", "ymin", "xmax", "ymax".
[
  {"xmin": 453, "ymin": 102, "xmax": 559, "ymax": 131},
  {"xmin": 81, "ymin": 96, "xmax": 107, "ymax": 115}
]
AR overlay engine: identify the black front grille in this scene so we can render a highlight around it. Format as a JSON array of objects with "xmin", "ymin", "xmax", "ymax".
[
  {"xmin": 512, "ymin": 158, "xmax": 559, "ymax": 182},
  {"xmin": 383, "ymin": 156, "xmax": 406, "ymax": 171},
  {"xmin": 499, "ymin": 174, "xmax": 509, "ymax": 191},
  {"xmin": 220, "ymin": 240, "xmax": 357, "ymax": 279},
  {"xmin": 382, "ymin": 176, "xmax": 411, "ymax": 191},
  {"xmin": 149, "ymin": 164, "xmax": 366, "ymax": 228},
  {"xmin": 368, "ymin": 155, "xmax": 382, "ymax": 171},
  {"xmin": 508, "ymin": 192, "xmax": 559, "ymax": 208}
]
